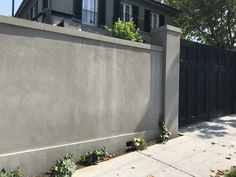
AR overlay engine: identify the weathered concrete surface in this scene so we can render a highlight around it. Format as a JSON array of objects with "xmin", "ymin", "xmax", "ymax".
[{"xmin": 74, "ymin": 115, "xmax": 236, "ymax": 177}]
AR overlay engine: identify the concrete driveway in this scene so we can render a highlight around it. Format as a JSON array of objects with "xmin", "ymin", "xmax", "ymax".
[{"xmin": 73, "ymin": 115, "xmax": 236, "ymax": 177}]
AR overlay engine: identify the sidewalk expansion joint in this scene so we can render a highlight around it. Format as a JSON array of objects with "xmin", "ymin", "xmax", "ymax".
[{"xmin": 138, "ymin": 151, "xmax": 196, "ymax": 177}]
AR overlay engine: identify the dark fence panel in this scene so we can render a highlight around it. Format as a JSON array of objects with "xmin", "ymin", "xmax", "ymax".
[{"xmin": 179, "ymin": 40, "xmax": 235, "ymax": 127}]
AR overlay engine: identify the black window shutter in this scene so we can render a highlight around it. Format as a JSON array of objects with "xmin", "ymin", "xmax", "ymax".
[
  {"xmin": 132, "ymin": 5, "xmax": 139, "ymax": 28},
  {"xmin": 35, "ymin": 1, "xmax": 38, "ymax": 19},
  {"xmin": 74, "ymin": 0, "xmax": 83, "ymax": 21},
  {"xmin": 30, "ymin": 8, "xmax": 33, "ymax": 20},
  {"xmin": 113, "ymin": 0, "xmax": 121, "ymax": 23},
  {"xmin": 144, "ymin": 9, "xmax": 151, "ymax": 32},
  {"xmin": 98, "ymin": 0, "xmax": 106, "ymax": 26},
  {"xmin": 43, "ymin": 0, "xmax": 48, "ymax": 9},
  {"xmin": 159, "ymin": 14, "xmax": 165, "ymax": 26}
]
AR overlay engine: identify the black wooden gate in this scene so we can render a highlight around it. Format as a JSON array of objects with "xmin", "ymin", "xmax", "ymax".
[{"xmin": 179, "ymin": 40, "xmax": 236, "ymax": 127}]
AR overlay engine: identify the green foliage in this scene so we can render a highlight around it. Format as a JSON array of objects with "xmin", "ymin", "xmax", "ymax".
[
  {"xmin": 78, "ymin": 148, "xmax": 108, "ymax": 166},
  {"xmin": 224, "ymin": 166, "xmax": 236, "ymax": 177},
  {"xmin": 106, "ymin": 18, "xmax": 143, "ymax": 43},
  {"xmin": 0, "ymin": 168, "xmax": 23, "ymax": 177},
  {"xmin": 131, "ymin": 137, "xmax": 147, "ymax": 151},
  {"xmin": 51, "ymin": 154, "xmax": 77, "ymax": 177},
  {"xmin": 163, "ymin": 0, "xmax": 236, "ymax": 49},
  {"xmin": 159, "ymin": 116, "xmax": 172, "ymax": 143}
]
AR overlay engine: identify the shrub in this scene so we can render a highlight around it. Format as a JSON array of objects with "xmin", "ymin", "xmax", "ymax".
[
  {"xmin": 78, "ymin": 148, "xmax": 108, "ymax": 166},
  {"xmin": 51, "ymin": 154, "xmax": 77, "ymax": 177},
  {"xmin": 224, "ymin": 166, "xmax": 236, "ymax": 177},
  {"xmin": 131, "ymin": 137, "xmax": 147, "ymax": 151},
  {"xmin": 159, "ymin": 116, "xmax": 172, "ymax": 143},
  {"xmin": 0, "ymin": 168, "xmax": 23, "ymax": 177},
  {"xmin": 105, "ymin": 18, "xmax": 143, "ymax": 43}
]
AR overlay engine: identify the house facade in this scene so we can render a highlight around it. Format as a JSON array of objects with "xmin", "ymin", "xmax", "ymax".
[{"xmin": 15, "ymin": 0, "xmax": 179, "ymax": 42}]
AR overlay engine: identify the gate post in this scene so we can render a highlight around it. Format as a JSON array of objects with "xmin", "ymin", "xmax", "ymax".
[
  {"xmin": 230, "ymin": 50, "xmax": 236, "ymax": 113},
  {"xmin": 151, "ymin": 25, "xmax": 181, "ymax": 137}
]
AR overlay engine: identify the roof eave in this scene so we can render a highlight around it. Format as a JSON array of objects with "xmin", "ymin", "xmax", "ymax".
[
  {"xmin": 147, "ymin": 0, "xmax": 180, "ymax": 16},
  {"xmin": 15, "ymin": 0, "xmax": 29, "ymax": 17}
]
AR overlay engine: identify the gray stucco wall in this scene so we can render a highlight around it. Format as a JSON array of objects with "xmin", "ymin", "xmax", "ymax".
[{"xmin": 0, "ymin": 16, "xmax": 164, "ymax": 176}]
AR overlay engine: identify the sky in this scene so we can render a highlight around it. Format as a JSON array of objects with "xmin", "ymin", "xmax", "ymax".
[{"xmin": 0, "ymin": 0, "xmax": 23, "ymax": 16}]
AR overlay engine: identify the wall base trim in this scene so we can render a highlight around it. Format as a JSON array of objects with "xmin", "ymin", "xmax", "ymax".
[{"xmin": 0, "ymin": 130, "xmax": 159, "ymax": 176}]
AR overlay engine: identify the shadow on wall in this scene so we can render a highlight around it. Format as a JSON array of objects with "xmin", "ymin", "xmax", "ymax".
[{"xmin": 135, "ymin": 49, "xmax": 163, "ymax": 135}]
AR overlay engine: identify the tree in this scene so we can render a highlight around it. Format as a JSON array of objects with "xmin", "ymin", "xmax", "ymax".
[{"xmin": 164, "ymin": 0, "xmax": 236, "ymax": 49}]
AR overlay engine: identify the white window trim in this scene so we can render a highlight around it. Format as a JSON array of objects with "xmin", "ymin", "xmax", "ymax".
[
  {"xmin": 121, "ymin": 2, "xmax": 132, "ymax": 22},
  {"xmin": 82, "ymin": 0, "xmax": 98, "ymax": 26},
  {"xmin": 150, "ymin": 12, "xmax": 160, "ymax": 29}
]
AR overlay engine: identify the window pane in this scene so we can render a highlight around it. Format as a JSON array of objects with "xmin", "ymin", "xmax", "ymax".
[
  {"xmin": 125, "ymin": 5, "xmax": 129, "ymax": 14},
  {"xmin": 83, "ymin": 0, "xmax": 88, "ymax": 9},
  {"xmin": 156, "ymin": 15, "xmax": 160, "ymax": 28},
  {"xmin": 150, "ymin": 13, "xmax": 160, "ymax": 29},
  {"xmin": 90, "ymin": 0, "xmax": 95, "ymax": 11},
  {"xmin": 82, "ymin": 0, "xmax": 97, "ymax": 24},
  {"xmin": 125, "ymin": 5, "xmax": 130, "ymax": 21}
]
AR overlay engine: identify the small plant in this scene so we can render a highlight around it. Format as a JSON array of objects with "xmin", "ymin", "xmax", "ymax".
[
  {"xmin": 105, "ymin": 18, "xmax": 143, "ymax": 43},
  {"xmin": 51, "ymin": 154, "xmax": 77, "ymax": 177},
  {"xmin": 159, "ymin": 116, "xmax": 172, "ymax": 143},
  {"xmin": 131, "ymin": 137, "xmax": 147, "ymax": 151},
  {"xmin": 224, "ymin": 166, "xmax": 236, "ymax": 177},
  {"xmin": 78, "ymin": 148, "xmax": 108, "ymax": 166},
  {"xmin": 0, "ymin": 167, "xmax": 23, "ymax": 177}
]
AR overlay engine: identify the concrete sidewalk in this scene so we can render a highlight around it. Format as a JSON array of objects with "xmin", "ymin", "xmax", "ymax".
[{"xmin": 73, "ymin": 115, "xmax": 236, "ymax": 177}]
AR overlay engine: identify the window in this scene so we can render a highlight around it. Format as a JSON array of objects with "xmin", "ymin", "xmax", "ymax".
[
  {"xmin": 121, "ymin": 3, "xmax": 132, "ymax": 22},
  {"xmin": 150, "ymin": 12, "xmax": 160, "ymax": 29},
  {"xmin": 82, "ymin": 0, "xmax": 98, "ymax": 25}
]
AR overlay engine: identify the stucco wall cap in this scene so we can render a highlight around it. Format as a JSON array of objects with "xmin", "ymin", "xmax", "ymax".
[
  {"xmin": 0, "ymin": 15, "xmax": 164, "ymax": 52},
  {"xmin": 151, "ymin": 25, "xmax": 182, "ymax": 34}
]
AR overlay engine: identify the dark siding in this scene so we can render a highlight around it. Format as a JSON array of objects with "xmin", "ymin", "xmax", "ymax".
[
  {"xmin": 113, "ymin": 0, "xmax": 121, "ymax": 23},
  {"xmin": 144, "ymin": 9, "xmax": 150, "ymax": 32},
  {"xmin": 74, "ymin": 0, "xmax": 83, "ymax": 20},
  {"xmin": 132, "ymin": 5, "xmax": 139, "ymax": 28},
  {"xmin": 159, "ymin": 14, "xmax": 165, "ymax": 26},
  {"xmin": 98, "ymin": 0, "xmax": 106, "ymax": 26}
]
